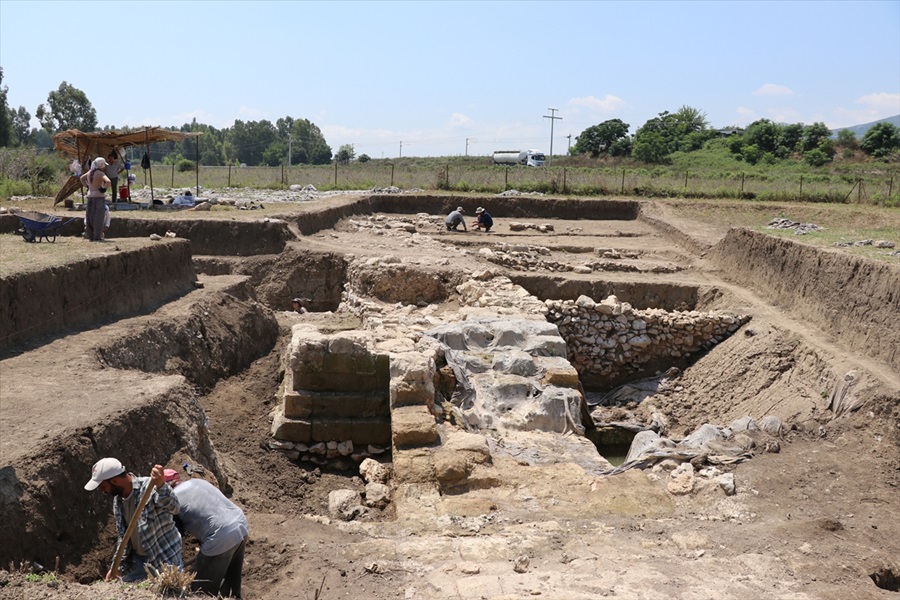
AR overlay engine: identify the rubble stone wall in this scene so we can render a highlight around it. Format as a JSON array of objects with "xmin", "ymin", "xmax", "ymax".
[{"xmin": 546, "ymin": 295, "xmax": 750, "ymax": 388}]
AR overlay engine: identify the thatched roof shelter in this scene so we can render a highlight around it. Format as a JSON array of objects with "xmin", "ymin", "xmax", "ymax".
[{"xmin": 52, "ymin": 127, "xmax": 201, "ymax": 205}]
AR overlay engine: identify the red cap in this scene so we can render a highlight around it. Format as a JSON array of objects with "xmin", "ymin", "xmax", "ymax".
[{"xmin": 163, "ymin": 469, "xmax": 180, "ymax": 486}]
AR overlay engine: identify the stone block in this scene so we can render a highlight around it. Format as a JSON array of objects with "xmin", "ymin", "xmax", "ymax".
[
  {"xmin": 351, "ymin": 418, "xmax": 392, "ymax": 445},
  {"xmin": 311, "ymin": 419, "xmax": 353, "ymax": 442},
  {"xmin": 270, "ymin": 407, "xmax": 311, "ymax": 443},
  {"xmin": 286, "ymin": 391, "xmax": 388, "ymax": 419},
  {"xmin": 392, "ymin": 448, "xmax": 435, "ymax": 484},
  {"xmin": 392, "ymin": 405, "xmax": 439, "ymax": 448},
  {"xmin": 541, "ymin": 366, "xmax": 581, "ymax": 389},
  {"xmin": 390, "ymin": 380, "xmax": 435, "ymax": 410}
]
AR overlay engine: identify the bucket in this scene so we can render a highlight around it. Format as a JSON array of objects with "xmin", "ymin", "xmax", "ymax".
[{"xmin": 119, "ymin": 186, "xmax": 130, "ymax": 200}]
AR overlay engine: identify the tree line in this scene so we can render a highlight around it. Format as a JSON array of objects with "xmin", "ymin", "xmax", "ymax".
[
  {"xmin": 570, "ymin": 105, "xmax": 900, "ymax": 166},
  {"xmin": 0, "ymin": 75, "xmax": 333, "ymax": 167},
  {"xmin": 2, "ymin": 74, "xmax": 898, "ymax": 169}
]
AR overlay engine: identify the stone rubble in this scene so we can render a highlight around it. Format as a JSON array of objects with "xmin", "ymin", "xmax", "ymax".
[
  {"xmin": 545, "ymin": 294, "xmax": 750, "ymax": 381},
  {"xmin": 767, "ymin": 217, "xmax": 823, "ymax": 235}
]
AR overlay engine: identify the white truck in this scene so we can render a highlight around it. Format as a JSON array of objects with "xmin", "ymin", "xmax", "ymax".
[{"xmin": 491, "ymin": 149, "xmax": 546, "ymax": 167}]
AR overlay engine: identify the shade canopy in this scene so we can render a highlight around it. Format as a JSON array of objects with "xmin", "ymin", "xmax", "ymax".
[{"xmin": 52, "ymin": 127, "xmax": 201, "ymax": 205}]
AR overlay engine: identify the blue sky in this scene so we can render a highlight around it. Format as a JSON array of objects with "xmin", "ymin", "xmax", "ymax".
[{"xmin": 2, "ymin": 0, "xmax": 899, "ymax": 158}]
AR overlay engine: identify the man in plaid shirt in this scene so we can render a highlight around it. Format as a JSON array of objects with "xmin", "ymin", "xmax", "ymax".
[{"xmin": 85, "ymin": 458, "xmax": 183, "ymax": 582}]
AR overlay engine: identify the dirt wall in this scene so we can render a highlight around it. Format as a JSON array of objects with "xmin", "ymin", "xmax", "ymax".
[
  {"xmin": 109, "ymin": 217, "xmax": 292, "ymax": 255},
  {"xmin": 97, "ymin": 292, "xmax": 279, "ymax": 390},
  {"xmin": 509, "ymin": 274, "xmax": 701, "ymax": 311},
  {"xmin": 193, "ymin": 246, "xmax": 348, "ymax": 311},
  {"xmin": 0, "ymin": 379, "xmax": 216, "ymax": 577},
  {"xmin": 710, "ymin": 228, "xmax": 900, "ymax": 371},
  {"xmin": 0, "ymin": 240, "xmax": 196, "ymax": 354},
  {"xmin": 293, "ymin": 195, "xmax": 640, "ymax": 235}
]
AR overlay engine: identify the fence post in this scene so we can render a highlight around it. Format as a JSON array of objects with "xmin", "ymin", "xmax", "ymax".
[
  {"xmin": 281, "ymin": 163, "xmax": 285, "ymax": 187},
  {"xmin": 334, "ymin": 160, "xmax": 338, "ymax": 186},
  {"xmin": 684, "ymin": 171, "xmax": 688, "ymax": 189},
  {"xmin": 390, "ymin": 164, "xmax": 395, "ymax": 187},
  {"xmin": 858, "ymin": 178, "xmax": 862, "ymax": 203},
  {"xmin": 800, "ymin": 175, "xmax": 803, "ymax": 197},
  {"xmin": 446, "ymin": 164, "xmax": 450, "ymax": 188},
  {"xmin": 740, "ymin": 173, "xmax": 745, "ymax": 195},
  {"xmin": 171, "ymin": 164, "xmax": 175, "ymax": 187},
  {"xmin": 228, "ymin": 164, "xmax": 231, "ymax": 187},
  {"xmin": 563, "ymin": 167, "xmax": 567, "ymax": 194},
  {"xmin": 620, "ymin": 169, "xmax": 625, "ymax": 194},
  {"xmin": 889, "ymin": 176, "xmax": 894, "ymax": 204},
  {"xmin": 505, "ymin": 167, "xmax": 509, "ymax": 190}
]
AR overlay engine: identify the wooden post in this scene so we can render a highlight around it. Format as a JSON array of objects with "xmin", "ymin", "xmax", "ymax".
[
  {"xmin": 888, "ymin": 176, "xmax": 894, "ymax": 204},
  {"xmin": 228, "ymin": 164, "xmax": 232, "ymax": 187},
  {"xmin": 390, "ymin": 164, "xmax": 394, "ymax": 187},
  {"xmin": 684, "ymin": 171, "xmax": 688, "ymax": 189},
  {"xmin": 445, "ymin": 164, "xmax": 450, "ymax": 188},
  {"xmin": 857, "ymin": 178, "xmax": 862, "ymax": 203},
  {"xmin": 800, "ymin": 175, "xmax": 803, "ymax": 197},
  {"xmin": 171, "ymin": 163, "xmax": 175, "ymax": 187},
  {"xmin": 621, "ymin": 169, "xmax": 625, "ymax": 194},
  {"xmin": 505, "ymin": 167, "xmax": 509, "ymax": 190},
  {"xmin": 145, "ymin": 130, "xmax": 154, "ymax": 205},
  {"xmin": 740, "ymin": 173, "xmax": 744, "ymax": 195},
  {"xmin": 563, "ymin": 167, "xmax": 567, "ymax": 193},
  {"xmin": 334, "ymin": 160, "xmax": 338, "ymax": 186},
  {"xmin": 195, "ymin": 136, "xmax": 200, "ymax": 197},
  {"xmin": 281, "ymin": 163, "xmax": 285, "ymax": 187}
]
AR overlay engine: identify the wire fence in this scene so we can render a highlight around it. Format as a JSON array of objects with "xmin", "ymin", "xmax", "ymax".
[{"xmin": 138, "ymin": 162, "xmax": 900, "ymax": 205}]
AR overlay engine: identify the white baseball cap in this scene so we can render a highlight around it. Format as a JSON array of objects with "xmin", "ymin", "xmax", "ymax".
[{"xmin": 85, "ymin": 457, "xmax": 126, "ymax": 491}]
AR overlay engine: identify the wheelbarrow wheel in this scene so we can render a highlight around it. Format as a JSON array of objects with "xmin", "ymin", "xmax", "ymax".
[{"xmin": 21, "ymin": 228, "xmax": 36, "ymax": 243}]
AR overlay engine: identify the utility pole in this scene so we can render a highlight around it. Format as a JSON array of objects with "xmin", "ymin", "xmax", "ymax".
[
  {"xmin": 544, "ymin": 108, "xmax": 562, "ymax": 166},
  {"xmin": 567, "ymin": 134, "xmax": 572, "ymax": 154},
  {"xmin": 465, "ymin": 138, "xmax": 469, "ymax": 157},
  {"xmin": 399, "ymin": 141, "xmax": 403, "ymax": 158}
]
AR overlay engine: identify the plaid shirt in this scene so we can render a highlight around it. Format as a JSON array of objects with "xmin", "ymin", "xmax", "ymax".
[{"xmin": 113, "ymin": 475, "xmax": 183, "ymax": 573}]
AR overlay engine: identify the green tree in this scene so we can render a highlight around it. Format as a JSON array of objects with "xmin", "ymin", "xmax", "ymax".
[
  {"xmin": 778, "ymin": 123, "xmax": 804, "ymax": 154},
  {"xmin": 358, "ymin": 153, "xmax": 371, "ymax": 163},
  {"xmin": 632, "ymin": 107, "xmax": 710, "ymax": 163},
  {"xmin": 803, "ymin": 148, "xmax": 829, "ymax": 167},
  {"xmin": 0, "ymin": 67, "xmax": 10, "ymax": 147},
  {"xmin": 571, "ymin": 119, "xmax": 630, "ymax": 158},
  {"xmin": 673, "ymin": 105, "xmax": 709, "ymax": 134},
  {"xmin": 335, "ymin": 143, "xmax": 355, "ymax": 164},
  {"xmin": 10, "ymin": 106, "xmax": 32, "ymax": 146},
  {"xmin": 801, "ymin": 122, "xmax": 831, "ymax": 152},
  {"xmin": 860, "ymin": 122, "xmax": 900, "ymax": 158},
  {"xmin": 35, "ymin": 81, "xmax": 97, "ymax": 132},
  {"xmin": 835, "ymin": 129, "xmax": 859, "ymax": 150},
  {"xmin": 743, "ymin": 120, "xmax": 780, "ymax": 154},
  {"xmin": 632, "ymin": 129, "xmax": 670, "ymax": 163}
]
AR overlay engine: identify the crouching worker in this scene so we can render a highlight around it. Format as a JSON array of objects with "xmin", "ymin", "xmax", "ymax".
[
  {"xmin": 472, "ymin": 206, "xmax": 493, "ymax": 232},
  {"xmin": 167, "ymin": 471, "xmax": 249, "ymax": 599},
  {"xmin": 85, "ymin": 458, "xmax": 182, "ymax": 582},
  {"xmin": 445, "ymin": 206, "xmax": 467, "ymax": 231}
]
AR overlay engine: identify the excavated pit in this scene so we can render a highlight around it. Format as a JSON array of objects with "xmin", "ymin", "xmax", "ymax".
[{"xmin": 1, "ymin": 193, "xmax": 898, "ymax": 598}]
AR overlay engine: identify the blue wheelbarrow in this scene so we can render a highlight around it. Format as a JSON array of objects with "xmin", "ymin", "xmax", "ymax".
[{"xmin": 16, "ymin": 211, "xmax": 80, "ymax": 243}]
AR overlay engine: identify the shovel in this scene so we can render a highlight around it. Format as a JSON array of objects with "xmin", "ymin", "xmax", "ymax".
[{"xmin": 106, "ymin": 477, "xmax": 157, "ymax": 581}]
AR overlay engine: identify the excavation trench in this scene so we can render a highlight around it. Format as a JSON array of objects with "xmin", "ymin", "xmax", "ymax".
[{"xmin": 2, "ymin": 194, "xmax": 897, "ymax": 594}]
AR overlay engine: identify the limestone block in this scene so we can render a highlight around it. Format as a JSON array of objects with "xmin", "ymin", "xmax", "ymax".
[
  {"xmin": 364, "ymin": 482, "xmax": 391, "ymax": 508},
  {"xmin": 541, "ymin": 366, "xmax": 581, "ymax": 389},
  {"xmin": 392, "ymin": 448, "xmax": 435, "ymax": 484},
  {"xmin": 390, "ymin": 379, "xmax": 436, "ymax": 409},
  {"xmin": 434, "ymin": 450, "xmax": 471, "ymax": 487},
  {"xmin": 440, "ymin": 430, "xmax": 492, "ymax": 464},
  {"xmin": 328, "ymin": 489, "xmax": 366, "ymax": 521},
  {"xmin": 270, "ymin": 406, "xmax": 311, "ymax": 443},
  {"xmin": 391, "ymin": 405, "xmax": 439, "ymax": 448},
  {"xmin": 360, "ymin": 457, "xmax": 390, "ymax": 484}
]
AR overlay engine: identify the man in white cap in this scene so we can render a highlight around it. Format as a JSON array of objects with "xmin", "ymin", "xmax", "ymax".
[
  {"xmin": 85, "ymin": 458, "xmax": 182, "ymax": 582},
  {"xmin": 445, "ymin": 206, "xmax": 467, "ymax": 232}
]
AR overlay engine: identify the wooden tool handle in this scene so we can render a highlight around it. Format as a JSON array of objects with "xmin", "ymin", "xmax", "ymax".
[{"xmin": 108, "ymin": 480, "xmax": 156, "ymax": 580}]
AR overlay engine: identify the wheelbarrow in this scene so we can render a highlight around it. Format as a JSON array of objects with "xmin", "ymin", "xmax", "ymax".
[{"xmin": 16, "ymin": 211, "xmax": 80, "ymax": 243}]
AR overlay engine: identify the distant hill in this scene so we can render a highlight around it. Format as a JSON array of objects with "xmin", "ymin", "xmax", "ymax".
[{"xmin": 831, "ymin": 114, "xmax": 900, "ymax": 139}]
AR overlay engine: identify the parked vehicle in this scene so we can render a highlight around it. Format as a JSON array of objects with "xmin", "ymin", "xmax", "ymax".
[{"xmin": 491, "ymin": 149, "xmax": 546, "ymax": 167}]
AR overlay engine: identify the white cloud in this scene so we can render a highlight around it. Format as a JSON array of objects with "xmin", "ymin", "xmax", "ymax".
[
  {"xmin": 568, "ymin": 95, "xmax": 625, "ymax": 112},
  {"xmin": 238, "ymin": 106, "xmax": 266, "ymax": 119},
  {"xmin": 753, "ymin": 84, "xmax": 794, "ymax": 97},
  {"xmin": 856, "ymin": 92, "xmax": 900, "ymax": 113},
  {"xmin": 448, "ymin": 112, "xmax": 474, "ymax": 128},
  {"xmin": 830, "ymin": 93, "xmax": 900, "ymax": 128},
  {"xmin": 733, "ymin": 106, "xmax": 757, "ymax": 126}
]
